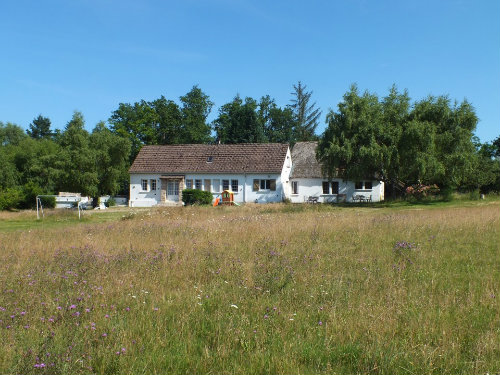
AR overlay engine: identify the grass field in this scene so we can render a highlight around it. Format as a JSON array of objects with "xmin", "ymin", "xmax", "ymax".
[{"xmin": 0, "ymin": 201, "xmax": 499, "ymax": 374}]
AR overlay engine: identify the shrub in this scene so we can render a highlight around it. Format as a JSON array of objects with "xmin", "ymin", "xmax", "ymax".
[
  {"xmin": 469, "ymin": 189, "xmax": 480, "ymax": 200},
  {"xmin": 105, "ymin": 197, "xmax": 116, "ymax": 207},
  {"xmin": 20, "ymin": 181, "xmax": 43, "ymax": 209},
  {"xmin": 405, "ymin": 184, "xmax": 440, "ymax": 200},
  {"xmin": 440, "ymin": 186, "xmax": 455, "ymax": 202},
  {"xmin": 0, "ymin": 188, "xmax": 22, "ymax": 210},
  {"xmin": 39, "ymin": 195, "xmax": 56, "ymax": 208},
  {"xmin": 182, "ymin": 189, "xmax": 213, "ymax": 205}
]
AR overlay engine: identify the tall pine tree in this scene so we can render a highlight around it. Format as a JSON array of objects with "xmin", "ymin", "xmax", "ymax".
[
  {"xmin": 288, "ymin": 81, "xmax": 321, "ymax": 141},
  {"xmin": 27, "ymin": 115, "xmax": 53, "ymax": 139}
]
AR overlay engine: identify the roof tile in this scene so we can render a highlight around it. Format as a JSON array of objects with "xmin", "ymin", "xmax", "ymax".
[{"xmin": 129, "ymin": 143, "xmax": 289, "ymax": 174}]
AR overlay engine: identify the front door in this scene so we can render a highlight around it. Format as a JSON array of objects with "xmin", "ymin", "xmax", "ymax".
[{"xmin": 167, "ymin": 181, "xmax": 179, "ymax": 202}]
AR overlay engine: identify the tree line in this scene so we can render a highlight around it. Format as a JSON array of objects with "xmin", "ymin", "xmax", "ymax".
[
  {"xmin": 109, "ymin": 83, "xmax": 320, "ymax": 160},
  {"xmin": 1, "ymin": 82, "xmax": 499, "ymax": 210}
]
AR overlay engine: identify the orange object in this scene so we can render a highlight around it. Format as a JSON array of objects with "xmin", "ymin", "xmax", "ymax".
[
  {"xmin": 213, "ymin": 197, "xmax": 220, "ymax": 207},
  {"xmin": 221, "ymin": 190, "xmax": 234, "ymax": 205}
]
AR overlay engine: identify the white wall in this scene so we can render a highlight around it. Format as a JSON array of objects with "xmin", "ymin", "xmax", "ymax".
[
  {"xmin": 288, "ymin": 178, "xmax": 384, "ymax": 203},
  {"xmin": 130, "ymin": 172, "xmax": 286, "ymax": 206},
  {"xmin": 130, "ymin": 173, "xmax": 162, "ymax": 207}
]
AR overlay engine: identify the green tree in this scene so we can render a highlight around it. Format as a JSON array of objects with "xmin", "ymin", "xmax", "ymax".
[
  {"xmin": 317, "ymin": 85, "xmax": 479, "ymax": 195},
  {"xmin": 288, "ymin": 81, "xmax": 321, "ymax": 141},
  {"xmin": 109, "ymin": 100, "xmax": 159, "ymax": 160},
  {"xmin": 214, "ymin": 96, "xmax": 267, "ymax": 144},
  {"xmin": 0, "ymin": 147, "xmax": 19, "ymax": 189},
  {"xmin": 492, "ymin": 135, "xmax": 500, "ymax": 157},
  {"xmin": 109, "ymin": 87, "xmax": 213, "ymax": 159},
  {"xmin": 27, "ymin": 115, "xmax": 53, "ymax": 139},
  {"xmin": 11, "ymin": 137, "xmax": 61, "ymax": 193},
  {"xmin": 466, "ymin": 136, "xmax": 500, "ymax": 193},
  {"xmin": 257, "ymin": 96, "xmax": 295, "ymax": 144},
  {"xmin": 56, "ymin": 111, "xmax": 98, "ymax": 196},
  {"xmin": 266, "ymin": 107, "xmax": 295, "ymax": 144},
  {"xmin": 179, "ymin": 85, "xmax": 214, "ymax": 143},
  {"xmin": 0, "ymin": 122, "xmax": 27, "ymax": 146},
  {"xmin": 90, "ymin": 122, "xmax": 131, "ymax": 196},
  {"xmin": 411, "ymin": 96, "xmax": 478, "ymax": 188},
  {"xmin": 151, "ymin": 97, "xmax": 183, "ymax": 145},
  {"xmin": 317, "ymin": 85, "xmax": 385, "ymax": 182}
]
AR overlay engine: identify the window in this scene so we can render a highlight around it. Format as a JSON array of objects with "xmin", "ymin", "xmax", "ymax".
[
  {"xmin": 150, "ymin": 179, "xmax": 157, "ymax": 191},
  {"xmin": 292, "ymin": 181, "xmax": 298, "ymax": 195},
  {"xmin": 141, "ymin": 179, "xmax": 148, "ymax": 191},
  {"xmin": 355, "ymin": 181, "xmax": 373, "ymax": 190},
  {"xmin": 185, "ymin": 179, "xmax": 193, "ymax": 189},
  {"xmin": 213, "ymin": 179, "xmax": 220, "ymax": 193},
  {"xmin": 195, "ymin": 179, "xmax": 202, "ymax": 190},
  {"xmin": 222, "ymin": 179, "xmax": 230, "ymax": 191},
  {"xmin": 322, "ymin": 181, "xmax": 330, "ymax": 194},
  {"xmin": 231, "ymin": 179, "xmax": 238, "ymax": 192},
  {"xmin": 204, "ymin": 179, "xmax": 211, "ymax": 192},
  {"xmin": 322, "ymin": 181, "xmax": 339, "ymax": 194},
  {"xmin": 207, "ymin": 156, "xmax": 213, "ymax": 163},
  {"xmin": 331, "ymin": 181, "xmax": 339, "ymax": 194},
  {"xmin": 253, "ymin": 179, "xmax": 276, "ymax": 191}
]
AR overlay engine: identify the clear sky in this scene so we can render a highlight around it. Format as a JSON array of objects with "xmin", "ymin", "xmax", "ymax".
[{"xmin": 1, "ymin": 0, "xmax": 499, "ymax": 142}]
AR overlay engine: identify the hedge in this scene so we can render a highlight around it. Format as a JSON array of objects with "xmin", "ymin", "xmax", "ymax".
[{"xmin": 182, "ymin": 189, "xmax": 213, "ymax": 205}]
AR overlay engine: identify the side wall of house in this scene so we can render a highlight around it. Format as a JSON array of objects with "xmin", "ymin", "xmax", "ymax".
[
  {"xmin": 289, "ymin": 178, "xmax": 384, "ymax": 203},
  {"xmin": 130, "ymin": 173, "xmax": 162, "ymax": 207}
]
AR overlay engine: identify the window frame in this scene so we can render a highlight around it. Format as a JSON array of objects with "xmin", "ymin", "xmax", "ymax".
[
  {"xmin": 204, "ymin": 179, "xmax": 211, "ymax": 192},
  {"xmin": 354, "ymin": 181, "xmax": 373, "ymax": 190},
  {"xmin": 150, "ymin": 179, "xmax": 157, "ymax": 191},
  {"xmin": 195, "ymin": 179, "xmax": 202, "ymax": 190},
  {"xmin": 222, "ymin": 179, "xmax": 230, "ymax": 191},
  {"xmin": 322, "ymin": 181, "xmax": 330, "ymax": 194},
  {"xmin": 141, "ymin": 179, "xmax": 148, "ymax": 191},
  {"xmin": 254, "ymin": 179, "xmax": 276, "ymax": 191},
  {"xmin": 231, "ymin": 179, "xmax": 238, "ymax": 192},
  {"xmin": 291, "ymin": 181, "xmax": 298, "ymax": 195},
  {"xmin": 185, "ymin": 179, "xmax": 193, "ymax": 189},
  {"xmin": 331, "ymin": 181, "xmax": 339, "ymax": 195},
  {"xmin": 213, "ymin": 179, "xmax": 220, "ymax": 193}
]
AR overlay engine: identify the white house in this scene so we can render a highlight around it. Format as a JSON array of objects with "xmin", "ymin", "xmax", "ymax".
[
  {"xmin": 129, "ymin": 143, "xmax": 291, "ymax": 207},
  {"xmin": 287, "ymin": 142, "xmax": 384, "ymax": 203}
]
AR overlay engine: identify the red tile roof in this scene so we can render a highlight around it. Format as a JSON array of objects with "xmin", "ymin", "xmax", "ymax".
[{"xmin": 129, "ymin": 143, "xmax": 289, "ymax": 174}]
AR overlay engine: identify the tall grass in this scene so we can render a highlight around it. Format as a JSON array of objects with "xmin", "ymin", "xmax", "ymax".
[{"xmin": 0, "ymin": 203, "xmax": 499, "ymax": 374}]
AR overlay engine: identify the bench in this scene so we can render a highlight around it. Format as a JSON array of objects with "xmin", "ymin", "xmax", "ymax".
[{"xmin": 306, "ymin": 196, "xmax": 319, "ymax": 204}]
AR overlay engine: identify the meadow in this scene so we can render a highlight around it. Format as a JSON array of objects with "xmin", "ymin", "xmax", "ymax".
[{"xmin": 0, "ymin": 201, "xmax": 499, "ymax": 374}]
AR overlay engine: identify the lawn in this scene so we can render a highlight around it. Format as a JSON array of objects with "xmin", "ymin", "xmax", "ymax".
[{"xmin": 0, "ymin": 201, "xmax": 499, "ymax": 374}]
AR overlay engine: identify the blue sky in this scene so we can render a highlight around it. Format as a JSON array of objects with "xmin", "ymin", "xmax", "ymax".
[{"xmin": 1, "ymin": 0, "xmax": 499, "ymax": 142}]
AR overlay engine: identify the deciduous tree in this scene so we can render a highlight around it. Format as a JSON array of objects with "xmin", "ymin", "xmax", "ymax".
[
  {"xmin": 214, "ymin": 96, "xmax": 267, "ymax": 144},
  {"xmin": 180, "ymin": 85, "xmax": 213, "ymax": 144}
]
